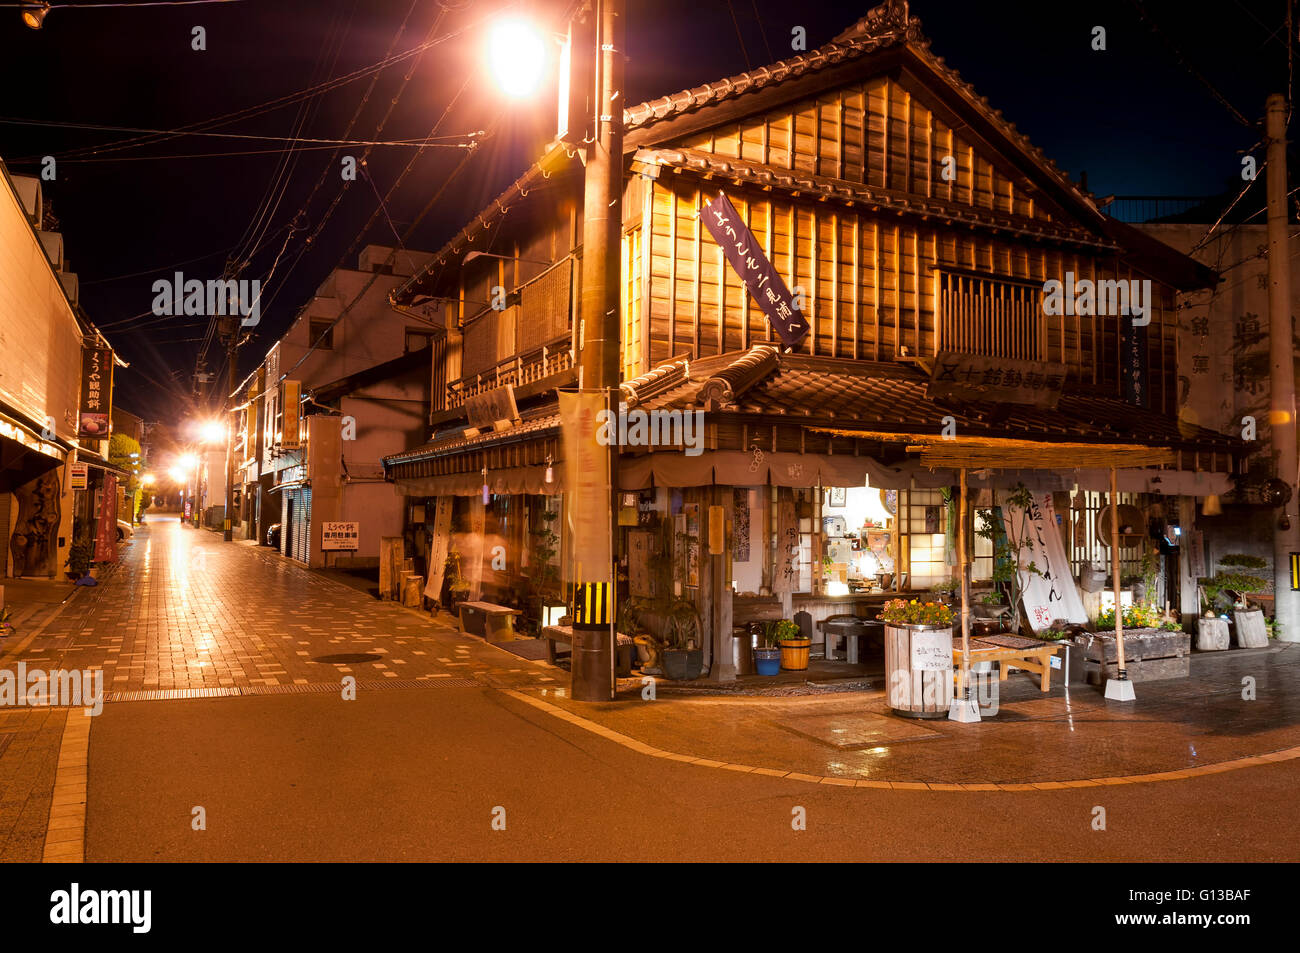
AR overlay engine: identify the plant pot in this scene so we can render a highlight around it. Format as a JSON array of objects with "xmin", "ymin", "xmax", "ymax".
[
  {"xmin": 662, "ymin": 648, "xmax": 703, "ymax": 681},
  {"xmin": 884, "ymin": 622, "xmax": 954, "ymax": 718},
  {"xmin": 753, "ymin": 646, "xmax": 781, "ymax": 676},
  {"xmin": 1079, "ymin": 567, "xmax": 1108, "ymax": 593},
  {"xmin": 779, "ymin": 636, "xmax": 811, "ymax": 671}
]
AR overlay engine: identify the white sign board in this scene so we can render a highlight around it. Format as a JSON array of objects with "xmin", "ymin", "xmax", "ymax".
[
  {"xmin": 70, "ymin": 463, "xmax": 88, "ymax": 490},
  {"xmin": 321, "ymin": 521, "xmax": 359, "ymax": 551},
  {"xmin": 1004, "ymin": 492, "xmax": 1088, "ymax": 629},
  {"xmin": 910, "ymin": 629, "xmax": 953, "ymax": 672}
]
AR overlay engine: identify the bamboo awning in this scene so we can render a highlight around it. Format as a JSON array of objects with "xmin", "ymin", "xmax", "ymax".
[{"xmin": 808, "ymin": 428, "xmax": 1177, "ymax": 470}]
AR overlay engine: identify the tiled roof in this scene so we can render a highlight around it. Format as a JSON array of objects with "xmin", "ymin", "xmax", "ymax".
[
  {"xmin": 382, "ymin": 408, "xmax": 559, "ymax": 467},
  {"xmin": 639, "ymin": 352, "xmax": 1241, "ymax": 454},
  {"xmin": 634, "ymin": 147, "xmax": 1113, "ymax": 250},
  {"xmin": 624, "ymin": 1, "xmax": 1105, "ymax": 228}
]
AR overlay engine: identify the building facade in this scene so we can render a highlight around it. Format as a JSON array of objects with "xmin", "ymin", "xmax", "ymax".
[
  {"xmin": 384, "ymin": 2, "xmax": 1244, "ymax": 673},
  {"xmin": 231, "ymin": 245, "xmax": 434, "ymax": 567}
]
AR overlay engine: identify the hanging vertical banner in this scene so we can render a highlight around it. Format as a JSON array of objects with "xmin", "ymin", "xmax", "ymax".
[
  {"xmin": 78, "ymin": 345, "xmax": 114, "ymax": 438},
  {"xmin": 702, "ymin": 191, "xmax": 809, "ymax": 350},
  {"xmin": 423, "ymin": 497, "xmax": 453, "ymax": 601},
  {"xmin": 1004, "ymin": 491, "xmax": 1087, "ymax": 628},
  {"xmin": 560, "ymin": 391, "xmax": 611, "ymax": 585},
  {"xmin": 467, "ymin": 498, "xmax": 486, "ymax": 601},
  {"xmin": 1120, "ymin": 319, "xmax": 1149, "ymax": 409},
  {"xmin": 94, "ymin": 474, "xmax": 118, "ymax": 563},
  {"xmin": 773, "ymin": 496, "xmax": 799, "ymax": 593}
]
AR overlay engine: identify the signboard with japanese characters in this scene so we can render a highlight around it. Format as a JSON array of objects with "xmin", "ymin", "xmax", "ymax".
[
  {"xmin": 926, "ymin": 351, "xmax": 1067, "ymax": 408},
  {"xmin": 321, "ymin": 521, "xmax": 359, "ymax": 551},
  {"xmin": 1004, "ymin": 491, "xmax": 1087, "ymax": 629},
  {"xmin": 465, "ymin": 384, "xmax": 519, "ymax": 431},
  {"xmin": 1120, "ymin": 320, "xmax": 1149, "ymax": 409},
  {"xmin": 702, "ymin": 191, "xmax": 809, "ymax": 350},
  {"xmin": 910, "ymin": 629, "xmax": 953, "ymax": 672},
  {"xmin": 78, "ymin": 345, "xmax": 114, "ymax": 438},
  {"xmin": 70, "ymin": 463, "xmax": 88, "ymax": 490}
]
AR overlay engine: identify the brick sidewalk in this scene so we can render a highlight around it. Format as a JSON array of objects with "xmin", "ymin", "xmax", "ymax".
[
  {"xmin": 10, "ymin": 516, "xmax": 561, "ymax": 693},
  {"xmin": 525, "ymin": 641, "xmax": 1300, "ymax": 785}
]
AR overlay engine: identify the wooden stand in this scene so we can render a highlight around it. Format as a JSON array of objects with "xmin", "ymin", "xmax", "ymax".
[
  {"xmin": 1233, "ymin": 609, "xmax": 1269, "ymax": 648},
  {"xmin": 1196, "ymin": 617, "xmax": 1230, "ymax": 651}
]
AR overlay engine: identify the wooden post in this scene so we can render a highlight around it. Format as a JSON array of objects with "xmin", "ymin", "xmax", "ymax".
[
  {"xmin": 1106, "ymin": 467, "xmax": 1136, "ymax": 700},
  {"xmin": 949, "ymin": 468, "xmax": 979, "ymax": 721}
]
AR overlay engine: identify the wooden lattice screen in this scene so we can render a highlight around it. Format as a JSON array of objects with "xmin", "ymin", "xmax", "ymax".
[{"xmin": 937, "ymin": 271, "xmax": 1044, "ymax": 361}]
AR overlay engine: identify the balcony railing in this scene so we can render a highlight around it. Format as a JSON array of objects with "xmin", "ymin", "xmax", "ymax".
[{"xmin": 448, "ymin": 336, "xmax": 572, "ymax": 408}]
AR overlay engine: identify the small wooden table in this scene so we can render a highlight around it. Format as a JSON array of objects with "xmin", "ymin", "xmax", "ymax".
[
  {"xmin": 458, "ymin": 601, "xmax": 522, "ymax": 641},
  {"xmin": 951, "ymin": 634, "xmax": 1061, "ymax": 692}
]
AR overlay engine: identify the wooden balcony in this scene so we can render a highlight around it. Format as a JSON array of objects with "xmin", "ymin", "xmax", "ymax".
[{"xmin": 447, "ymin": 337, "xmax": 572, "ymax": 408}]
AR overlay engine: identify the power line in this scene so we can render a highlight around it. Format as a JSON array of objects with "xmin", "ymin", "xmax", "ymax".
[
  {"xmin": 1126, "ymin": 0, "xmax": 1256, "ymax": 130},
  {"xmin": 15, "ymin": 2, "xmax": 518, "ymax": 165},
  {"xmin": 0, "ymin": 116, "xmax": 479, "ymax": 149}
]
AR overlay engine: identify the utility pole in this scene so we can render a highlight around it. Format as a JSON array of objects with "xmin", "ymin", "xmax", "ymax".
[
  {"xmin": 221, "ymin": 315, "xmax": 238, "ymax": 542},
  {"xmin": 570, "ymin": 0, "xmax": 624, "ymax": 701},
  {"xmin": 1266, "ymin": 94, "xmax": 1300, "ymax": 641}
]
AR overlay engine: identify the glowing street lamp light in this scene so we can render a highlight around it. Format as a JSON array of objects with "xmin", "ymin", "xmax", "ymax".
[
  {"xmin": 200, "ymin": 419, "xmax": 226, "ymax": 444},
  {"xmin": 141, "ymin": 473, "xmax": 156, "ymax": 487},
  {"xmin": 167, "ymin": 467, "xmax": 187, "ymax": 484},
  {"xmin": 487, "ymin": 18, "xmax": 547, "ymax": 98}
]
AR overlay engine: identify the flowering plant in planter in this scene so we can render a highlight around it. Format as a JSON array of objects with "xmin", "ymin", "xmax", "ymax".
[
  {"xmin": 1095, "ymin": 602, "xmax": 1164, "ymax": 630},
  {"xmin": 879, "ymin": 598, "xmax": 954, "ymax": 627}
]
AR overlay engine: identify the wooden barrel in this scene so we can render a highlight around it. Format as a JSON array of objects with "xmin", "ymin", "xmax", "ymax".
[
  {"xmin": 780, "ymin": 637, "xmax": 811, "ymax": 671},
  {"xmin": 885, "ymin": 623, "xmax": 954, "ymax": 718}
]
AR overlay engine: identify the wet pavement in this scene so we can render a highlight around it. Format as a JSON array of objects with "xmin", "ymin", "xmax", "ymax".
[
  {"xmin": 532, "ymin": 644, "xmax": 1300, "ymax": 785},
  {"xmin": 0, "ymin": 511, "xmax": 1297, "ymax": 860}
]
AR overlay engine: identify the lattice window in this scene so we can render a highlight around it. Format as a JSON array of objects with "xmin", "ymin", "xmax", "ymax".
[{"xmin": 937, "ymin": 270, "xmax": 1044, "ymax": 360}]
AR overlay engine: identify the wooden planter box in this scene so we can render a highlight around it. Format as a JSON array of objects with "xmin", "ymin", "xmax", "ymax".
[{"xmin": 1073, "ymin": 628, "xmax": 1191, "ymax": 684}]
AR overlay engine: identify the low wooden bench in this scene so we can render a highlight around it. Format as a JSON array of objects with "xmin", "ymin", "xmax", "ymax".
[
  {"xmin": 458, "ymin": 601, "xmax": 521, "ymax": 641},
  {"xmin": 951, "ymin": 634, "xmax": 1062, "ymax": 692},
  {"xmin": 541, "ymin": 624, "xmax": 574, "ymax": 663}
]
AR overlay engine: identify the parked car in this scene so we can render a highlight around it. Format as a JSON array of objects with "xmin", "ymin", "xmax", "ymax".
[
  {"xmin": 266, "ymin": 523, "xmax": 282, "ymax": 548},
  {"xmin": 116, "ymin": 519, "xmax": 134, "ymax": 541}
]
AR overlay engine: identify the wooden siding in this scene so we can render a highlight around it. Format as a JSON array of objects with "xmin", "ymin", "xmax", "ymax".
[
  {"xmin": 679, "ymin": 74, "xmax": 1047, "ymax": 223},
  {"xmin": 644, "ymin": 176, "xmax": 1178, "ymax": 411}
]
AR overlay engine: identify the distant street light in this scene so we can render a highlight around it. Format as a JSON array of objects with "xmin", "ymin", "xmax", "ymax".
[
  {"xmin": 142, "ymin": 473, "xmax": 156, "ymax": 487},
  {"xmin": 487, "ymin": 19, "xmax": 547, "ymax": 98},
  {"xmin": 167, "ymin": 467, "xmax": 186, "ymax": 484}
]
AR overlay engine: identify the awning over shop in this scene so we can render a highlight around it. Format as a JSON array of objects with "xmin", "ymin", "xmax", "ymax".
[
  {"xmin": 75, "ymin": 449, "xmax": 130, "ymax": 479},
  {"xmin": 0, "ymin": 408, "xmax": 69, "ymax": 491},
  {"xmin": 394, "ymin": 465, "xmax": 563, "ymax": 497}
]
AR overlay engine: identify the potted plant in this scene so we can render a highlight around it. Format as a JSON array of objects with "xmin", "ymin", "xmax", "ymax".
[
  {"xmin": 929, "ymin": 577, "xmax": 960, "ymax": 604},
  {"xmin": 445, "ymin": 550, "xmax": 470, "ymax": 613},
  {"xmin": 878, "ymin": 598, "xmax": 956, "ymax": 718},
  {"xmin": 975, "ymin": 483, "xmax": 1044, "ymax": 635},
  {"xmin": 771, "ymin": 618, "xmax": 808, "ymax": 671},
  {"xmin": 754, "ymin": 622, "xmax": 785, "ymax": 676},
  {"xmin": 661, "ymin": 599, "xmax": 703, "ymax": 680},
  {"xmin": 65, "ymin": 535, "xmax": 94, "ymax": 581},
  {"xmin": 1199, "ymin": 553, "xmax": 1271, "ymax": 647}
]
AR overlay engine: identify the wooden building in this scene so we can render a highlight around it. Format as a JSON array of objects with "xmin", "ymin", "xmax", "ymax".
[{"xmin": 384, "ymin": 1, "xmax": 1242, "ymax": 676}]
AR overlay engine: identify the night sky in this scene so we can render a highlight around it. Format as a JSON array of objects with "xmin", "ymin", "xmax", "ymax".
[{"xmin": 0, "ymin": 0, "xmax": 1284, "ymax": 424}]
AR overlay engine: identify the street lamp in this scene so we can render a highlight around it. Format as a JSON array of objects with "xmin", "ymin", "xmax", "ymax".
[
  {"xmin": 199, "ymin": 419, "xmax": 225, "ymax": 444},
  {"xmin": 487, "ymin": 18, "xmax": 547, "ymax": 98}
]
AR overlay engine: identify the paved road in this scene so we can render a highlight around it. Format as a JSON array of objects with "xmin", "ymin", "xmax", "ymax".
[{"xmin": 8, "ymin": 515, "xmax": 1300, "ymax": 861}]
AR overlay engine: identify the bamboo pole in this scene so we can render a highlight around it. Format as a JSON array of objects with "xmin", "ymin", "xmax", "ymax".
[{"xmin": 1110, "ymin": 467, "xmax": 1130, "ymax": 684}]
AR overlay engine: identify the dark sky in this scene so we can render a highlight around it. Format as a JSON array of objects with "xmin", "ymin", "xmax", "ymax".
[{"xmin": 0, "ymin": 0, "xmax": 1283, "ymax": 424}]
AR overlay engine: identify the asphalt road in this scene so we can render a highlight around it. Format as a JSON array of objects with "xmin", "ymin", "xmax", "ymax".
[{"xmin": 86, "ymin": 685, "xmax": 1300, "ymax": 862}]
